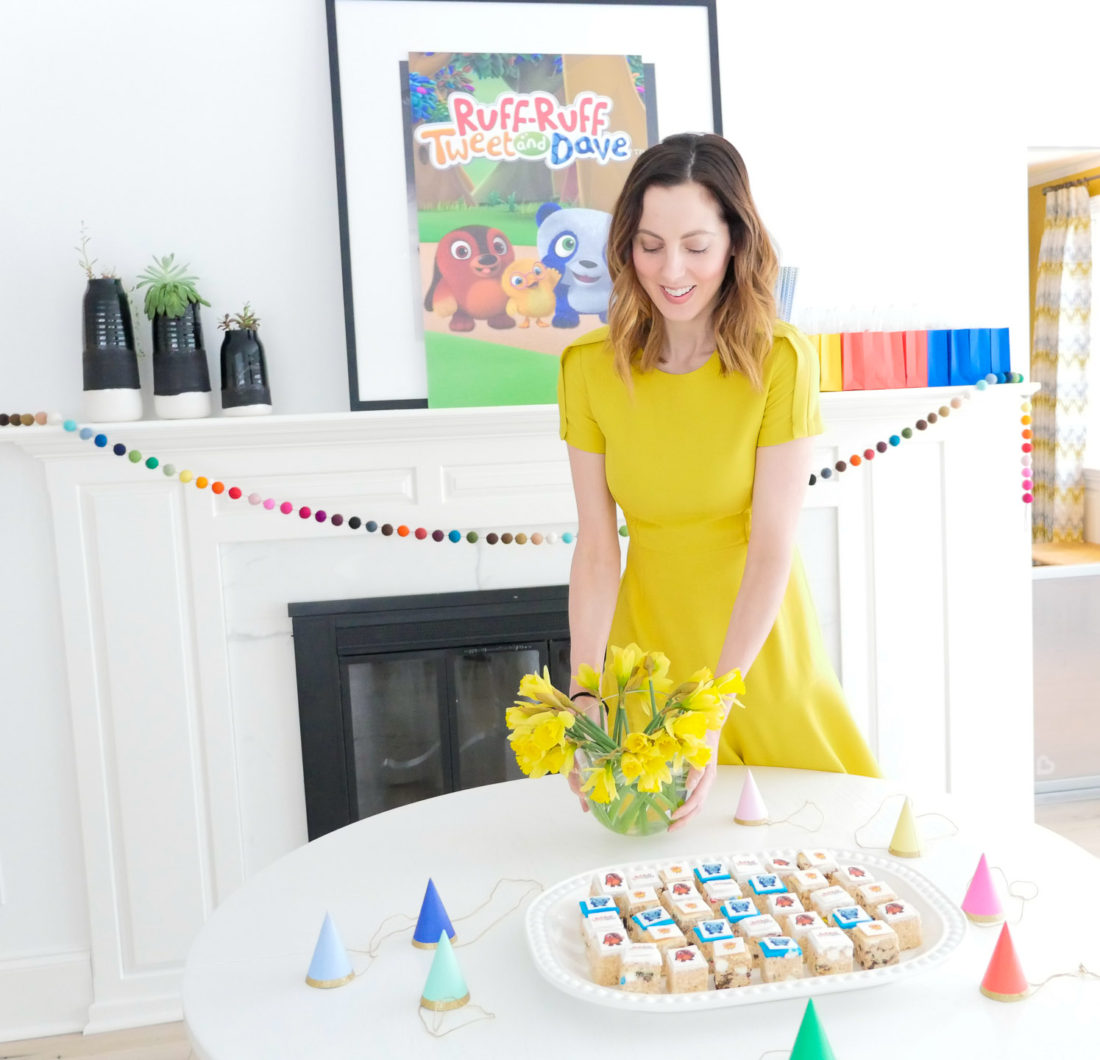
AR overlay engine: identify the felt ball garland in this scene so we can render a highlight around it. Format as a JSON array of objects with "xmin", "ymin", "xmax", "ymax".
[
  {"xmin": 808, "ymin": 373, "xmax": 1029, "ymax": 502},
  {"xmin": 1, "ymin": 375, "xmax": 1032, "ymax": 547}
]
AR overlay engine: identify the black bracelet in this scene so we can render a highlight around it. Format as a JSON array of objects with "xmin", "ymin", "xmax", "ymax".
[{"xmin": 569, "ymin": 691, "xmax": 597, "ymax": 701}]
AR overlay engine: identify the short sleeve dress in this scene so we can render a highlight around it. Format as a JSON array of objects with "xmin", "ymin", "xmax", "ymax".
[{"xmin": 558, "ymin": 321, "xmax": 880, "ymax": 776}]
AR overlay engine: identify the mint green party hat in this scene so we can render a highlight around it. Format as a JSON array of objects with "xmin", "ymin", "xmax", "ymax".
[
  {"xmin": 790, "ymin": 999, "xmax": 837, "ymax": 1060},
  {"xmin": 419, "ymin": 931, "xmax": 469, "ymax": 1011}
]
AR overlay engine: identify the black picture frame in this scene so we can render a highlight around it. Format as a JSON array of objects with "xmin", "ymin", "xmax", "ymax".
[{"xmin": 325, "ymin": 0, "xmax": 723, "ymax": 410}]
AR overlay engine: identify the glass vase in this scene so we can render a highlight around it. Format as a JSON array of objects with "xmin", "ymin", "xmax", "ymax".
[{"xmin": 577, "ymin": 751, "xmax": 689, "ymax": 837}]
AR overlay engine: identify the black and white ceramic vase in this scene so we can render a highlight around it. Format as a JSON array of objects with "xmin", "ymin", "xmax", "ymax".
[
  {"xmin": 82, "ymin": 278, "xmax": 143, "ymax": 422},
  {"xmin": 220, "ymin": 329, "xmax": 272, "ymax": 415},
  {"xmin": 152, "ymin": 304, "xmax": 212, "ymax": 418}
]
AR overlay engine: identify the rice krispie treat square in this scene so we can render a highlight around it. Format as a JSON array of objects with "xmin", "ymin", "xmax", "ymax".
[
  {"xmin": 665, "ymin": 945, "xmax": 709, "ymax": 993},
  {"xmin": 852, "ymin": 920, "xmax": 900, "ymax": 969},
  {"xmin": 618, "ymin": 942, "xmax": 663, "ymax": 992},
  {"xmin": 587, "ymin": 924, "xmax": 628, "ymax": 986},
  {"xmin": 873, "ymin": 899, "xmax": 923, "ymax": 950},
  {"xmin": 758, "ymin": 936, "xmax": 803, "ymax": 982},
  {"xmin": 712, "ymin": 936, "xmax": 752, "ymax": 989},
  {"xmin": 804, "ymin": 927, "xmax": 854, "ymax": 976}
]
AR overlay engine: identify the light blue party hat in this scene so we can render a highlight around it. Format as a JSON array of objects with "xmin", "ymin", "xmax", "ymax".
[{"xmin": 305, "ymin": 912, "xmax": 355, "ymax": 989}]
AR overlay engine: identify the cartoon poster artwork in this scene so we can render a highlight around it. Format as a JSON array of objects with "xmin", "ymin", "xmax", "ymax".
[{"xmin": 403, "ymin": 52, "xmax": 656, "ymax": 407}]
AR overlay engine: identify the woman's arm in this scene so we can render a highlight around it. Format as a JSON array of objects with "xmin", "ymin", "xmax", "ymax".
[
  {"xmin": 671, "ymin": 434, "xmax": 814, "ymax": 830},
  {"xmin": 715, "ymin": 434, "xmax": 814, "ymax": 678},
  {"xmin": 565, "ymin": 445, "xmax": 621, "ymax": 698}
]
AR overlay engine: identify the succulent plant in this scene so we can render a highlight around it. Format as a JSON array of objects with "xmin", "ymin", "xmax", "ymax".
[
  {"xmin": 218, "ymin": 303, "xmax": 261, "ymax": 331},
  {"xmin": 135, "ymin": 253, "xmax": 211, "ymax": 319}
]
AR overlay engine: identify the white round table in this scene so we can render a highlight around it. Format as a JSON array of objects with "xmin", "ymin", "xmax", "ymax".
[{"xmin": 183, "ymin": 767, "xmax": 1100, "ymax": 1057}]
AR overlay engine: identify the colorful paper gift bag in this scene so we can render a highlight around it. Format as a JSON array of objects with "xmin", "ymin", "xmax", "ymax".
[
  {"xmin": 842, "ymin": 332, "xmax": 906, "ymax": 390},
  {"xmin": 903, "ymin": 330, "xmax": 928, "ymax": 387},
  {"xmin": 818, "ymin": 334, "xmax": 843, "ymax": 392},
  {"xmin": 949, "ymin": 328, "xmax": 992, "ymax": 386},
  {"xmin": 926, "ymin": 330, "xmax": 950, "ymax": 387},
  {"xmin": 990, "ymin": 327, "xmax": 1011, "ymax": 380}
]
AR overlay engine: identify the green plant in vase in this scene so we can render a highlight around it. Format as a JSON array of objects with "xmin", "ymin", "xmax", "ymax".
[
  {"xmin": 507, "ymin": 646, "xmax": 744, "ymax": 835},
  {"xmin": 217, "ymin": 302, "xmax": 272, "ymax": 415},
  {"xmin": 136, "ymin": 254, "xmax": 213, "ymax": 419}
]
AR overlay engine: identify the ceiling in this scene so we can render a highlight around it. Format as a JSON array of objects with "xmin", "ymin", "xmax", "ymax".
[{"xmin": 1028, "ymin": 148, "xmax": 1100, "ymax": 186}]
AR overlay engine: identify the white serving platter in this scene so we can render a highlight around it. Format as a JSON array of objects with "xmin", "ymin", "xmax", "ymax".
[{"xmin": 525, "ymin": 848, "xmax": 966, "ymax": 1011}]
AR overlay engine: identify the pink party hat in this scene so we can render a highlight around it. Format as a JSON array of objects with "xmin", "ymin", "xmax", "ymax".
[
  {"xmin": 305, "ymin": 912, "xmax": 355, "ymax": 989},
  {"xmin": 734, "ymin": 769, "xmax": 768, "ymax": 826},
  {"xmin": 980, "ymin": 922, "xmax": 1029, "ymax": 1002},
  {"xmin": 888, "ymin": 797, "xmax": 923, "ymax": 858},
  {"xmin": 961, "ymin": 854, "xmax": 1004, "ymax": 923},
  {"xmin": 789, "ymin": 999, "xmax": 837, "ymax": 1060},
  {"xmin": 412, "ymin": 878, "xmax": 456, "ymax": 949}
]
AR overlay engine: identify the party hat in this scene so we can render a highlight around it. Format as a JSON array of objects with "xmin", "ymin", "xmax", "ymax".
[
  {"xmin": 305, "ymin": 912, "xmax": 355, "ymax": 989},
  {"xmin": 980, "ymin": 922, "xmax": 1029, "ymax": 1001},
  {"xmin": 789, "ymin": 999, "xmax": 837, "ymax": 1060},
  {"xmin": 961, "ymin": 854, "xmax": 1004, "ymax": 923},
  {"xmin": 419, "ymin": 931, "xmax": 470, "ymax": 1011},
  {"xmin": 888, "ymin": 797, "xmax": 923, "ymax": 858},
  {"xmin": 412, "ymin": 878, "xmax": 456, "ymax": 949},
  {"xmin": 733, "ymin": 769, "xmax": 768, "ymax": 825}
]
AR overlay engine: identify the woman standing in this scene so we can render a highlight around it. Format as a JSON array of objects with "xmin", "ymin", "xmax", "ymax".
[{"xmin": 558, "ymin": 133, "xmax": 880, "ymax": 829}]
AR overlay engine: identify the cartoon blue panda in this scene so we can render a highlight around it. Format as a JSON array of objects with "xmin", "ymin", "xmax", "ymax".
[{"xmin": 535, "ymin": 203, "xmax": 612, "ymax": 328}]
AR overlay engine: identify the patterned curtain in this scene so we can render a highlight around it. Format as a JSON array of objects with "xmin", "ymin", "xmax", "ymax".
[{"xmin": 1032, "ymin": 185, "xmax": 1091, "ymax": 543}]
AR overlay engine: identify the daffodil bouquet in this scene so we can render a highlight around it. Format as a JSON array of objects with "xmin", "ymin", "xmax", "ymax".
[{"xmin": 507, "ymin": 644, "xmax": 744, "ymax": 835}]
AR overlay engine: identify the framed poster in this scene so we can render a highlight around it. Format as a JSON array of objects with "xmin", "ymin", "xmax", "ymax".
[{"xmin": 326, "ymin": 0, "xmax": 722, "ymax": 410}]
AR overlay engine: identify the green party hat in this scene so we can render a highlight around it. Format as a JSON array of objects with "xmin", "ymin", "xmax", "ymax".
[
  {"xmin": 790, "ymin": 999, "xmax": 837, "ymax": 1060},
  {"xmin": 419, "ymin": 931, "xmax": 469, "ymax": 1011}
]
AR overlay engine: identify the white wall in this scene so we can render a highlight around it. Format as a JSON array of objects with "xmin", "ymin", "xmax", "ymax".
[{"xmin": 1, "ymin": 0, "xmax": 1095, "ymax": 1038}]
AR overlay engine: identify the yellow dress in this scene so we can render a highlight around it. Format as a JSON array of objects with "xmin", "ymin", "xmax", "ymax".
[{"xmin": 558, "ymin": 322, "xmax": 880, "ymax": 776}]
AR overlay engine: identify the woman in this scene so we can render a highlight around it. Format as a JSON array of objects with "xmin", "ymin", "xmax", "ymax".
[{"xmin": 558, "ymin": 133, "xmax": 880, "ymax": 830}]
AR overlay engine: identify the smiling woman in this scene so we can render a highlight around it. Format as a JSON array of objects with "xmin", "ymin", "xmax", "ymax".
[{"xmin": 558, "ymin": 132, "xmax": 880, "ymax": 832}]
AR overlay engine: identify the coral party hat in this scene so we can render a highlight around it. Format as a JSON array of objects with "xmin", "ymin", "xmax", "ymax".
[
  {"xmin": 888, "ymin": 797, "xmax": 923, "ymax": 858},
  {"xmin": 304, "ymin": 912, "xmax": 355, "ymax": 989},
  {"xmin": 420, "ymin": 931, "xmax": 470, "ymax": 1011},
  {"xmin": 961, "ymin": 853, "xmax": 1004, "ymax": 923},
  {"xmin": 980, "ymin": 922, "xmax": 1029, "ymax": 1001},
  {"xmin": 413, "ymin": 878, "xmax": 456, "ymax": 949},
  {"xmin": 789, "ymin": 999, "xmax": 837, "ymax": 1060},
  {"xmin": 734, "ymin": 769, "xmax": 768, "ymax": 825}
]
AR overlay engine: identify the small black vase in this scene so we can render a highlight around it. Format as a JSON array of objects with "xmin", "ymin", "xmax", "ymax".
[
  {"xmin": 220, "ymin": 329, "xmax": 272, "ymax": 414},
  {"xmin": 152, "ymin": 304, "xmax": 212, "ymax": 418},
  {"xmin": 82, "ymin": 278, "xmax": 142, "ymax": 421}
]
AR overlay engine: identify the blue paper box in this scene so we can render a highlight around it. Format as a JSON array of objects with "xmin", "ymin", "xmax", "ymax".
[{"xmin": 927, "ymin": 330, "xmax": 950, "ymax": 387}]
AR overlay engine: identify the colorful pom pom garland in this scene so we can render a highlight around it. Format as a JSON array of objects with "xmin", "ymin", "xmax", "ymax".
[{"xmin": 1, "ymin": 375, "xmax": 1032, "ymax": 546}]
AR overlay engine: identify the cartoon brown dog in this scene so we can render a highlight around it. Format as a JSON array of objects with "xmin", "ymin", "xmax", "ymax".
[
  {"xmin": 502, "ymin": 258, "xmax": 560, "ymax": 328},
  {"xmin": 424, "ymin": 226, "xmax": 517, "ymax": 331}
]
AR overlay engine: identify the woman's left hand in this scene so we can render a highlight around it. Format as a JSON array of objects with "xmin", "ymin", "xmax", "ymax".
[{"xmin": 668, "ymin": 726, "xmax": 722, "ymax": 831}]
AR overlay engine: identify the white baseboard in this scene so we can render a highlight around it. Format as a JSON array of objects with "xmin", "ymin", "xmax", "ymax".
[
  {"xmin": 0, "ymin": 950, "xmax": 92, "ymax": 1043},
  {"xmin": 1035, "ymin": 776, "xmax": 1100, "ymax": 801},
  {"xmin": 83, "ymin": 994, "xmax": 184, "ymax": 1036}
]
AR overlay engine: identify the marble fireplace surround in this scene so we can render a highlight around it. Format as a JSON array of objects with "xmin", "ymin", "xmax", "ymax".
[{"xmin": 12, "ymin": 390, "xmax": 1033, "ymax": 1031}]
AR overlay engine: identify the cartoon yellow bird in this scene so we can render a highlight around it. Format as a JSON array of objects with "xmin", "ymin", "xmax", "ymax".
[{"xmin": 501, "ymin": 259, "xmax": 561, "ymax": 328}]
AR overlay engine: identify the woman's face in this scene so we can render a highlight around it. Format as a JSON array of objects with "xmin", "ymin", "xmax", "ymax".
[{"xmin": 631, "ymin": 181, "xmax": 733, "ymax": 331}]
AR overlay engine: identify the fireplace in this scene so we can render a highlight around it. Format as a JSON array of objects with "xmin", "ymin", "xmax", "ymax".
[{"xmin": 289, "ymin": 585, "xmax": 571, "ymax": 839}]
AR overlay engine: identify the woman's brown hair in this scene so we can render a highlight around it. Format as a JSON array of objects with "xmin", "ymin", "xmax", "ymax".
[{"xmin": 606, "ymin": 133, "xmax": 777, "ymax": 389}]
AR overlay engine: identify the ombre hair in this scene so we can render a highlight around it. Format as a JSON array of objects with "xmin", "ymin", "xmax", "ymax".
[{"xmin": 606, "ymin": 133, "xmax": 777, "ymax": 389}]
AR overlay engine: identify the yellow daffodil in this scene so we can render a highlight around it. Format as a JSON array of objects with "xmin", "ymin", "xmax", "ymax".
[
  {"xmin": 581, "ymin": 763, "xmax": 618, "ymax": 804},
  {"xmin": 575, "ymin": 662, "xmax": 602, "ymax": 695},
  {"xmin": 715, "ymin": 668, "xmax": 746, "ymax": 704},
  {"xmin": 636, "ymin": 754, "xmax": 672, "ymax": 793},
  {"xmin": 653, "ymin": 732, "xmax": 681, "ymax": 762},
  {"xmin": 530, "ymin": 711, "xmax": 574, "ymax": 751},
  {"xmin": 670, "ymin": 711, "xmax": 709, "ymax": 740},
  {"xmin": 517, "ymin": 667, "xmax": 574, "ymax": 711},
  {"xmin": 607, "ymin": 643, "xmax": 642, "ymax": 687},
  {"xmin": 620, "ymin": 752, "xmax": 645, "ymax": 781},
  {"xmin": 624, "ymin": 731, "xmax": 651, "ymax": 755},
  {"xmin": 677, "ymin": 734, "xmax": 713, "ymax": 770}
]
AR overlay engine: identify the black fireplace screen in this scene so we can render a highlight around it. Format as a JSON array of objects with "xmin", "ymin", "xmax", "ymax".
[{"xmin": 289, "ymin": 586, "xmax": 570, "ymax": 840}]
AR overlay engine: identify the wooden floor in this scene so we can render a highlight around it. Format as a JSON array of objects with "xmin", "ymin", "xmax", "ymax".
[{"xmin": 4, "ymin": 798, "xmax": 1098, "ymax": 1058}]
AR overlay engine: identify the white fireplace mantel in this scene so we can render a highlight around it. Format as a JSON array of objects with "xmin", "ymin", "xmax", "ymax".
[{"xmin": 5, "ymin": 388, "xmax": 1034, "ymax": 1032}]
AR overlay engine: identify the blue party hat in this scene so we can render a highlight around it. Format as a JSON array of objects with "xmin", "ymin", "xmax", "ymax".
[
  {"xmin": 305, "ymin": 912, "xmax": 355, "ymax": 988},
  {"xmin": 420, "ymin": 931, "xmax": 469, "ymax": 1010},
  {"xmin": 412, "ymin": 878, "xmax": 456, "ymax": 949}
]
